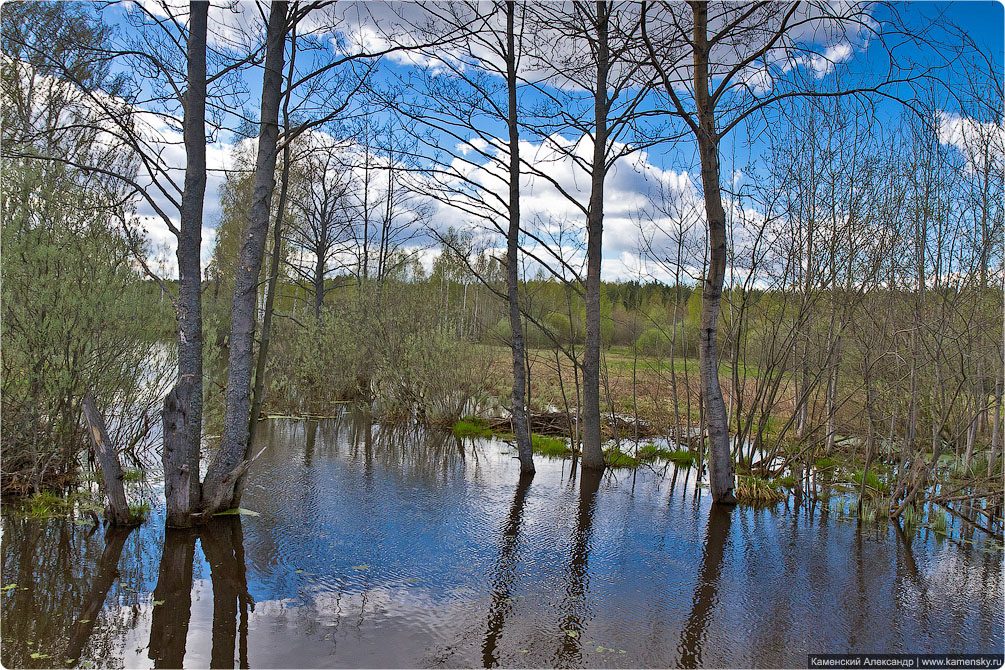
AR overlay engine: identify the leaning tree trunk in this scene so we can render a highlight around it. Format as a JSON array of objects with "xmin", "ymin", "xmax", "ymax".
[
  {"xmin": 81, "ymin": 393, "xmax": 131, "ymax": 525},
  {"xmin": 162, "ymin": 0, "xmax": 209, "ymax": 528},
  {"xmin": 580, "ymin": 0, "xmax": 610, "ymax": 472},
  {"xmin": 202, "ymin": 1, "xmax": 287, "ymax": 514},
  {"xmin": 692, "ymin": 1, "xmax": 735, "ymax": 504},
  {"xmin": 505, "ymin": 1, "xmax": 534, "ymax": 475}
]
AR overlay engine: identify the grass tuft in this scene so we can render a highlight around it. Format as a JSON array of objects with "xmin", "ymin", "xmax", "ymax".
[
  {"xmin": 735, "ymin": 475, "xmax": 785, "ymax": 505},
  {"xmin": 533, "ymin": 434, "xmax": 572, "ymax": 458},
  {"xmin": 604, "ymin": 448, "xmax": 637, "ymax": 468},
  {"xmin": 452, "ymin": 417, "xmax": 492, "ymax": 438}
]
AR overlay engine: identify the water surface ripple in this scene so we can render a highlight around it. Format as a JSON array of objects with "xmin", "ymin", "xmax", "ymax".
[{"xmin": 2, "ymin": 412, "xmax": 1002, "ymax": 668}]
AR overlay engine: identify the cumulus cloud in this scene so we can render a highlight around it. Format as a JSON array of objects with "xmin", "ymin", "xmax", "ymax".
[{"xmin": 936, "ymin": 110, "xmax": 1005, "ymax": 175}]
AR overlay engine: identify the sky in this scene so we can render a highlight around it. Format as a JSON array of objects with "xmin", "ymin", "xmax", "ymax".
[{"xmin": 94, "ymin": 0, "xmax": 1004, "ymax": 284}]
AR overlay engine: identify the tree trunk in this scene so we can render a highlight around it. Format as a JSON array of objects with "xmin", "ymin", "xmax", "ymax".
[
  {"xmin": 162, "ymin": 378, "xmax": 197, "ymax": 527},
  {"xmin": 505, "ymin": 1, "xmax": 534, "ymax": 475},
  {"xmin": 580, "ymin": 0, "xmax": 610, "ymax": 472},
  {"xmin": 202, "ymin": 1, "xmax": 287, "ymax": 514},
  {"xmin": 691, "ymin": 1, "xmax": 735, "ymax": 504},
  {"xmin": 249, "ymin": 92, "xmax": 295, "ymax": 442},
  {"xmin": 81, "ymin": 393, "xmax": 131, "ymax": 525},
  {"xmin": 990, "ymin": 376, "xmax": 1002, "ymax": 479},
  {"xmin": 164, "ymin": 0, "xmax": 209, "ymax": 525}
]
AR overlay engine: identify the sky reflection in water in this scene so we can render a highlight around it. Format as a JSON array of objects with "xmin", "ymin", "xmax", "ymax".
[{"xmin": 2, "ymin": 412, "xmax": 1002, "ymax": 668}]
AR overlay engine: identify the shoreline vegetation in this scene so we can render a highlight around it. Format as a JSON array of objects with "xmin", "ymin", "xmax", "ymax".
[{"xmin": 2, "ymin": 1, "xmax": 1001, "ymax": 539}]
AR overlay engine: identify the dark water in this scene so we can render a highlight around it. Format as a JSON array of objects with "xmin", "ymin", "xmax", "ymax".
[{"xmin": 2, "ymin": 413, "xmax": 1003, "ymax": 668}]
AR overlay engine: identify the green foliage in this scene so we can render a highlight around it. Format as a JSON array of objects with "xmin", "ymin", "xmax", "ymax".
[
  {"xmin": 128, "ymin": 503, "xmax": 151, "ymax": 523},
  {"xmin": 929, "ymin": 507, "xmax": 948, "ymax": 533},
  {"xmin": 452, "ymin": 418, "xmax": 492, "ymax": 438},
  {"xmin": 1, "ymin": 2, "xmax": 171, "ymax": 495},
  {"xmin": 532, "ymin": 434, "xmax": 571, "ymax": 458},
  {"xmin": 735, "ymin": 475, "xmax": 786, "ymax": 505},
  {"xmin": 604, "ymin": 447, "xmax": 637, "ymax": 468},
  {"xmin": 270, "ymin": 282, "xmax": 486, "ymax": 423},
  {"xmin": 814, "ymin": 457, "xmax": 839, "ymax": 471}
]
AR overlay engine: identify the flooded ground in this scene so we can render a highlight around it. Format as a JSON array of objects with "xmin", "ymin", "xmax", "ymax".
[{"xmin": 2, "ymin": 412, "xmax": 1003, "ymax": 668}]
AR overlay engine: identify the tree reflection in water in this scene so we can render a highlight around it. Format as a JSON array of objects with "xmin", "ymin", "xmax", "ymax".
[
  {"xmin": 142, "ymin": 518, "xmax": 251, "ymax": 669},
  {"xmin": 553, "ymin": 467, "xmax": 603, "ymax": 668},
  {"xmin": 481, "ymin": 471, "xmax": 534, "ymax": 668},
  {"xmin": 677, "ymin": 504, "xmax": 732, "ymax": 668}
]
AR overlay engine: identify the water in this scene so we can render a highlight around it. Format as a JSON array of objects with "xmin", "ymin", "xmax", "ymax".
[{"xmin": 2, "ymin": 412, "xmax": 1002, "ymax": 668}]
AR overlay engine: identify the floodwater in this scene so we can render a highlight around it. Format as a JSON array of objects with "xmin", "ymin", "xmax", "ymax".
[{"xmin": 2, "ymin": 412, "xmax": 1003, "ymax": 669}]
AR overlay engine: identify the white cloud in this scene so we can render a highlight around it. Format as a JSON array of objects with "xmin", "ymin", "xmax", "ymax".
[{"xmin": 936, "ymin": 110, "xmax": 1005, "ymax": 175}]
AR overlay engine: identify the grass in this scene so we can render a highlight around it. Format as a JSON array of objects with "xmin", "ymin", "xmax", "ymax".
[
  {"xmin": 849, "ymin": 468, "xmax": 888, "ymax": 493},
  {"xmin": 775, "ymin": 474, "xmax": 796, "ymax": 488},
  {"xmin": 128, "ymin": 503, "xmax": 151, "ymax": 523},
  {"xmin": 735, "ymin": 475, "xmax": 786, "ymax": 505},
  {"xmin": 814, "ymin": 457, "xmax": 839, "ymax": 471},
  {"xmin": 666, "ymin": 449, "xmax": 696, "ymax": 467},
  {"xmin": 23, "ymin": 491, "xmax": 72, "ymax": 519},
  {"xmin": 452, "ymin": 417, "xmax": 493, "ymax": 438},
  {"xmin": 604, "ymin": 447, "xmax": 637, "ymax": 468},
  {"xmin": 122, "ymin": 468, "xmax": 145, "ymax": 483},
  {"xmin": 929, "ymin": 507, "xmax": 948, "ymax": 533},
  {"xmin": 532, "ymin": 434, "xmax": 572, "ymax": 458}
]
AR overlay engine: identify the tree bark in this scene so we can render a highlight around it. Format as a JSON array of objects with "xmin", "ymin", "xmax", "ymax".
[
  {"xmin": 691, "ymin": 1, "xmax": 735, "ymax": 504},
  {"xmin": 249, "ymin": 98, "xmax": 294, "ymax": 442},
  {"xmin": 164, "ymin": 0, "xmax": 209, "ymax": 525},
  {"xmin": 202, "ymin": 1, "xmax": 287, "ymax": 514},
  {"xmin": 162, "ymin": 378, "xmax": 197, "ymax": 527},
  {"xmin": 81, "ymin": 393, "xmax": 131, "ymax": 525},
  {"xmin": 505, "ymin": 1, "xmax": 534, "ymax": 475},
  {"xmin": 580, "ymin": 0, "xmax": 610, "ymax": 472}
]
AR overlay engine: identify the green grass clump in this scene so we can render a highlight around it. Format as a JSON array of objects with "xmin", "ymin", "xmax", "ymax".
[
  {"xmin": 452, "ymin": 417, "xmax": 492, "ymax": 438},
  {"xmin": 23, "ymin": 491, "xmax": 72, "ymax": 519},
  {"xmin": 532, "ymin": 434, "xmax": 571, "ymax": 458},
  {"xmin": 128, "ymin": 503, "xmax": 151, "ymax": 523},
  {"xmin": 814, "ymin": 457, "xmax": 839, "ymax": 471},
  {"xmin": 850, "ymin": 468, "xmax": 888, "ymax": 492},
  {"xmin": 775, "ymin": 474, "xmax": 796, "ymax": 488},
  {"xmin": 637, "ymin": 443, "xmax": 669, "ymax": 460},
  {"xmin": 930, "ymin": 507, "xmax": 948, "ymax": 533},
  {"xmin": 860, "ymin": 500, "xmax": 878, "ymax": 523},
  {"xmin": 666, "ymin": 449, "xmax": 696, "ymax": 467},
  {"xmin": 604, "ymin": 448, "xmax": 637, "ymax": 468},
  {"xmin": 735, "ymin": 475, "xmax": 785, "ymax": 505}
]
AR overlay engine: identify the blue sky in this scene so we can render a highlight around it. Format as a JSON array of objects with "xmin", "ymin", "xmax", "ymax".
[{"xmin": 98, "ymin": 1, "xmax": 1003, "ymax": 282}]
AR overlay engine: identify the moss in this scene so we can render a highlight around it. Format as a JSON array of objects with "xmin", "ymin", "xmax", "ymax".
[
  {"xmin": 735, "ymin": 475, "xmax": 785, "ymax": 505},
  {"xmin": 532, "ymin": 434, "xmax": 572, "ymax": 458},
  {"xmin": 452, "ymin": 417, "xmax": 492, "ymax": 438}
]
